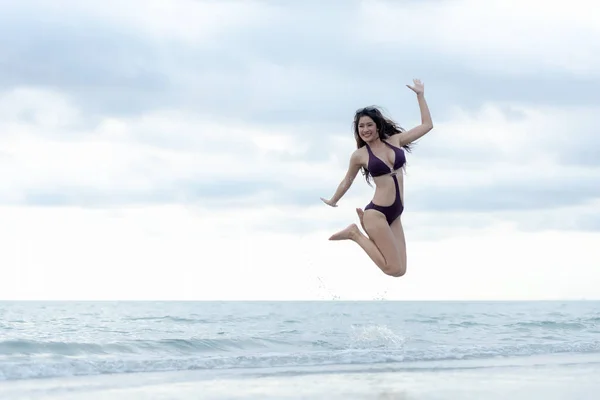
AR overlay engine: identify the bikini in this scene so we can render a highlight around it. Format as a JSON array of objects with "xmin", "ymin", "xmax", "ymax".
[{"xmin": 364, "ymin": 140, "xmax": 406, "ymax": 225}]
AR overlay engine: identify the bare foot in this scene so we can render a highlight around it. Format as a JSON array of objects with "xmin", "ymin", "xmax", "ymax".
[
  {"xmin": 356, "ymin": 208, "xmax": 367, "ymax": 233},
  {"xmin": 328, "ymin": 224, "xmax": 359, "ymax": 241}
]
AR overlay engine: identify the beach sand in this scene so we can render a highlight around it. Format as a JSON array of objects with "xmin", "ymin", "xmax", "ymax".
[{"xmin": 2, "ymin": 354, "xmax": 599, "ymax": 400}]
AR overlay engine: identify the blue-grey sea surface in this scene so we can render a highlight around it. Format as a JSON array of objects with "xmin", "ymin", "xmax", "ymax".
[{"xmin": 1, "ymin": 301, "xmax": 599, "ymax": 381}]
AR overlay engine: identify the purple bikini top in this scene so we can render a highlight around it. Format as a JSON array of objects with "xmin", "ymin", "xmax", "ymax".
[{"xmin": 365, "ymin": 141, "xmax": 406, "ymax": 177}]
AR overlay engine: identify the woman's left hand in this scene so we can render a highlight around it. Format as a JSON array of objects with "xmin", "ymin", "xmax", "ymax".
[{"xmin": 406, "ymin": 78, "xmax": 424, "ymax": 95}]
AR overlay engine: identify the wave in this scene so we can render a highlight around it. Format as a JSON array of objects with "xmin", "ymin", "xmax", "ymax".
[
  {"xmin": 125, "ymin": 316, "xmax": 212, "ymax": 324},
  {"xmin": 1, "ymin": 338, "xmax": 599, "ymax": 381},
  {"xmin": 0, "ymin": 337, "xmax": 291, "ymax": 357},
  {"xmin": 510, "ymin": 321, "xmax": 589, "ymax": 330}
]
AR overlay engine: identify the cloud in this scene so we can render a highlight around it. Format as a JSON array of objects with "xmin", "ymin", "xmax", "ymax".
[
  {"xmin": 2, "ymin": 203, "xmax": 599, "ymax": 300},
  {"xmin": 1, "ymin": 0, "xmax": 272, "ymax": 50},
  {"xmin": 408, "ymin": 175, "xmax": 600, "ymax": 212},
  {"xmin": 0, "ymin": 87, "xmax": 338, "ymax": 208},
  {"xmin": 0, "ymin": 0, "xmax": 277, "ymax": 116},
  {"xmin": 0, "ymin": 3, "xmax": 598, "ymax": 215},
  {"xmin": 401, "ymin": 102, "xmax": 600, "ymax": 213},
  {"xmin": 359, "ymin": 0, "xmax": 600, "ymax": 77},
  {"xmin": 3, "ymin": 0, "xmax": 596, "ymax": 128},
  {"xmin": 509, "ymin": 200, "xmax": 600, "ymax": 233},
  {"xmin": 1, "ymin": 85, "xmax": 599, "ymax": 226},
  {"xmin": 1, "ymin": 0, "xmax": 599, "ymax": 301}
]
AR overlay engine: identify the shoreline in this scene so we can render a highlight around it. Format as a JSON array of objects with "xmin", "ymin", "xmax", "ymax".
[{"xmin": 1, "ymin": 353, "xmax": 599, "ymax": 400}]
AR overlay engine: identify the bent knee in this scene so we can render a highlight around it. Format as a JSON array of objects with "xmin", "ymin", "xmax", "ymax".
[{"xmin": 383, "ymin": 264, "xmax": 406, "ymax": 278}]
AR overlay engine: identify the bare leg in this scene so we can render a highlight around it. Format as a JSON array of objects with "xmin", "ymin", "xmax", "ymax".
[
  {"xmin": 329, "ymin": 211, "xmax": 405, "ymax": 277},
  {"xmin": 356, "ymin": 208, "xmax": 367, "ymax": 234},
  {"xmin": 390, "ymin": 217, "xmax": 407, "ymax": 274},
  {"xmin": 329, "ymin": 224, "xmax": 387, "ymax": 271}
]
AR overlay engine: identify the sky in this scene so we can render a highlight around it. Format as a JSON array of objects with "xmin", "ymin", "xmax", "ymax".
[{"xmin": 1, "ymin": 0, "xmax": 599, "ymax": 301}]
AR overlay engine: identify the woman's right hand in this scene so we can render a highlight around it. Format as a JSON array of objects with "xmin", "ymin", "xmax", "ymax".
[{"xmin": 320, "ymin": 197, "xmax": 338, "ymax": 207}]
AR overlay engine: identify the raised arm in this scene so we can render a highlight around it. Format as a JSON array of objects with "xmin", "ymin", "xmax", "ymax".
[
  {"xmin": 398, "ymin": 79, "xmax": 434, "ymax": 147},
  {"xmin": 321, "ymin": 150, "xmax": 362, "ymax": 207}
]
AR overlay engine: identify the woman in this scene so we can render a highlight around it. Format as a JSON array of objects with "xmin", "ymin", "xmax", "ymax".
[{"xmin": 320, "ymin": 79, "xmax": 433, "ymax": 277}]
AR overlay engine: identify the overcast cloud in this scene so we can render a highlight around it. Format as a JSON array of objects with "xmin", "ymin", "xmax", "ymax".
[
  {"xmin": 2, "ymin": 1, "xmax": 600, "ymax": 302},
  {"xmin": 1, "ymin": 0, "xmax": 599, "ymax": 229}
]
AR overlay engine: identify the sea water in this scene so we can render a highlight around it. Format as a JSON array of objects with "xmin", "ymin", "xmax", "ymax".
[{"xmin": 1, "ymin": 300, "xmax": 599, "ymax": 399}]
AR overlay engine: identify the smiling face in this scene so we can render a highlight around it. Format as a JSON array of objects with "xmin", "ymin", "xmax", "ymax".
[{"xmin": 357, "ymin": 115, "xmax": 378, "ymax": 143}]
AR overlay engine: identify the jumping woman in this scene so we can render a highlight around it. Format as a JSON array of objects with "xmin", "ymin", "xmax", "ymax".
[{"xmin": 320, "ymin": 79, "xmax": 433, "ymax": 277}]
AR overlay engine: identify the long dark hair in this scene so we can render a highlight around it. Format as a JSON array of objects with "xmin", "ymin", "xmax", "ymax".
[{"xmin": 353, "ymin": 106, "xmax": 413, "ymax": 184}]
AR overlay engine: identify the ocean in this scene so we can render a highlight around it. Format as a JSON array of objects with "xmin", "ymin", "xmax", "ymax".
[{"xmin": 1, "ymin": 300, "xmax": 599, "ymax": 399}]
